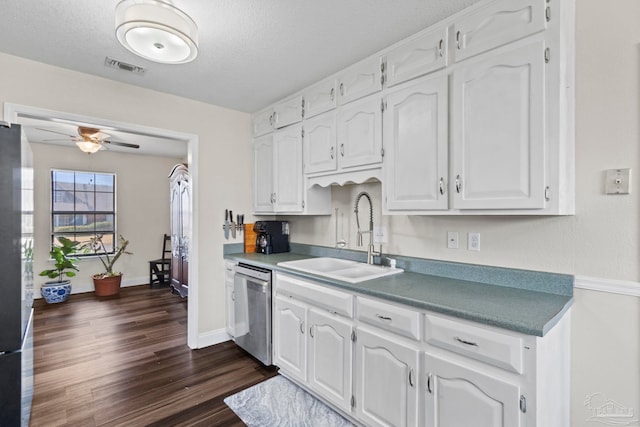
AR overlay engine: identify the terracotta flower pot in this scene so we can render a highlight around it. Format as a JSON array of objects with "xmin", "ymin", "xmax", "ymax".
[{"xmin": 93, "ymin": 274, "xmax": 123, "ymax": 297}]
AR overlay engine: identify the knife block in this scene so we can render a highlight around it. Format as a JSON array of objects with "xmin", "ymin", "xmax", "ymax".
[{"xmin": 244, "ymin": 223, "xmax": 257, "ymax": 253}]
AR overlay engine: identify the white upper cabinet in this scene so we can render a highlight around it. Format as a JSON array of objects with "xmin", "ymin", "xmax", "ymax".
[
  {"xmin": 383, "ymin": 75, "xmax": 448, "ymax": 213},
  {"xmin": 252, "ymin": 107, "xmax": 275, "ymax": 137},
  {"xmin": 451, "ymin": 40, "xmax": 545, "ymax": 210},
  {"xmin": 337, "ymin": 94, "xmax": 383, "ymax": 169},
  {"xmin": 273, "ymin": 124, "xmax": 304, "ymax": 212},
  {"xmin": 453, "ymin": 0, "xmax": 547, "ymax": 62},
  {"xmin": 303, "ymin": 112, "xmax": 337, "ymax": 175},
  {"xmin": 252, "ymin": 134, "xmax": 274, "ymax": 212},
  {"xmin": 384, "ymin": 25, "xmax": 449, "ymax": 88},
  {"xmin": 303, "ymin": 78, "xmax": 337, "ymax": 119},
  {"xmin": 338, "ymin": 56, "xmax": 384, "ymax": 105},
  {"xmin": 273, "ymin": 95, "xmax": 303, "ymax": 129}
]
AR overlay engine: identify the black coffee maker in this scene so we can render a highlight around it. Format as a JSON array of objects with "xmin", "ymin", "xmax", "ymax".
[{"xmin": 254, "ymin": 221, "xmax": 290, "ymax": 254}]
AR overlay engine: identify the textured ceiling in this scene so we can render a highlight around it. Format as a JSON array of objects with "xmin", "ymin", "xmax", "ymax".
[{"xmin": 0, "ymin": 0, "xmax": 482, "ymax": 114}]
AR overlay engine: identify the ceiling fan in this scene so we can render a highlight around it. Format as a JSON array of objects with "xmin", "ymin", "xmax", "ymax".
[{"xmin": 39, "ymin": 126, "xmax": 141, "ymax": 154}]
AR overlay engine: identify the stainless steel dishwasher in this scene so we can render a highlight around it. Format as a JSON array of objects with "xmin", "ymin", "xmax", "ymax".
[{"xmin": 233, "ymin": 263, "xmax": 272, "ymax": 365}]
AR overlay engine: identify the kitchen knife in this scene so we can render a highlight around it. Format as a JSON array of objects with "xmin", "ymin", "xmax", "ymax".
[
  {"xmin": 230, "ymin": 210, "xmax": 236, "ymax": 238},
  {"xmin": 224, "ymin": 209, "xmax": 229, "ymax": 239}
]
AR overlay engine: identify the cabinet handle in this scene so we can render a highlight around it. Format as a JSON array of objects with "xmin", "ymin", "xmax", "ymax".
[
  {"xmin": 455, "ymin": 336, "xmax": 479, "ymax": 347},
  {"xmin": 376, "ymin": 314, "xmax": 392, "ymax": 321},
  {"xmin": 231, "ymin": 290, "xmax": 235, "ymax": 301},
  {"xmin": 520, "ymin": 395, "xmax": 527, "ymax": 413},
  {"xmin": 455, "ymin": 175, "xmax": 462, "ymax": 194},
  {"xmin": 299, "ymin": 321, "xmax": 304, "ymax": 334},
  {"xmin": 409, "ymin": 368, "xmax": 414, "ymax": 387},
  {"xmin": 439, "ymin": 177, "xmax": 445, "ymax": 195},
  {"xmin": 269, "ymin": 113, "xmax": 274, "ymax": 126},
  {"xmin": 340, "ymin": 143, "xmax": 345, "ymax": 157},
  {"xmin": 339, "ymin": 82, "xmax": 344, "ymax": 96},
  {"xmin": 438, "ymin": 39, "xmax": 444, "ymax": 57},
  {"xmin": 330, "ymin": 146, "xmax": 334, "ymax": 159},
  {"xmin": 456, "ymin": 31, "xmax": 462, "ymax": 49},
  {"xmin": 310, "ymin": 325, "xmax": 314, "ymax": 338},
  {"xmin": 380, "ymin": 74, "xmax": 385, "ymax": 86},
  {"xmin": 330, "ymin": 87, "xmax": 335, "ymax": 101},
  {"xmin": 427, "ymin": 373, "xmax": 433, "ymax": 393},
  {"xmin": 273, "ymin": 112, "xmax": 278, "ymax": 126}
]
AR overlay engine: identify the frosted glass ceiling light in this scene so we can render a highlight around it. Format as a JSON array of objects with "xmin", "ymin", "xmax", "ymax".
[
  {"xmin": 75, "ymin": 140, "xmax": 103, "ymax": 154},
  {"xmin": 115, "ymin": 0, "xmax": 199, "ymax": 64}
]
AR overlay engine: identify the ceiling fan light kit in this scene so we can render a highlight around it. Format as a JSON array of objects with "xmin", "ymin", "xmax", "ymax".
[
  {"xmin": 75, "ymin": 140, "xmax": 103, "ymax": 154},
  {"xmin": 115, "ymin": 0, "xmax": 199, "ymax": 64}
]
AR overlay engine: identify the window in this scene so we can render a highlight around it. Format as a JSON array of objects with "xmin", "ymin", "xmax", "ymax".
[{"xmin": 50, "ymin": 169, "xmax": 116, "ymax": 255}]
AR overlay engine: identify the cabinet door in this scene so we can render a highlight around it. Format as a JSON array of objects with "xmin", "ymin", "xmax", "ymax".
[
  {"xmin": 338, "ymin": 56, "xmax": 383, "ymax": 105},
  {"xmin": 385, "ymin": 26, "xmax": 448, "ymax": 87},
  {"xmin": 304, "ymin": 78, "xmax": 337, "ymax": 119},
  {"xmin": 337, "ymin": 94, "xmax": 383, "ymax": 169},
  {"xmin": 274, "ymin": 296, "xmax": 307, "ymax": 382},
  {"xmin": 355, "ymin": 327, "xmax": 419, "ymax": 427},
  {"xmin": 225, "ymin": 262, "xmax": 235, "ymax": 337},
  {"xmin": 303, "ymin": 112, "xmax": 337, "ymax": 175},
  {"xmin": 451, "ymin": 40, "xmax": 545, "ymax": 210},
  {"xmin": 274, "ymin": 95, "xmax": 303, "ymax": 129},
  {"xmin": 252, "ymin": 108, "xmax": 274, "ymax": 136},
  {"xmin": 308, "ymin": 308, "xmax": 353, "ymax": 413},
  {"xmin": 384, "ymin": 75, "xmax": 448, "ymax": 212},
  {"xmin": 252, "ymin": 135, "xmax": 274, "ymax": 213},
  {"xmin": 425, "ymin": 353, "xmax": 523, "ymax": 427},
  {"xmin": 453, "ymin": 0, "xmax": 547, "ymax": 62},
  {"xmin": 273, "ymin": 125, "xmax": 303, "ymax": 212}
]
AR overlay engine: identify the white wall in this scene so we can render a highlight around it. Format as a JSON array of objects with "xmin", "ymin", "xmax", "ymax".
[
  {"xmin": 284, "ymin": 0, "xmax": 640, "ymax": 424},
  {"xmin": 0, "ymin": 52, "xmax": 254, "ymax": 344},
  {"xmin": 30, "ymin": 142, "xmax": 182, "ymax": 294}
]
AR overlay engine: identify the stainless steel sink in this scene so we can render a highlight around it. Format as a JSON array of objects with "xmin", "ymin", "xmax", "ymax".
[{"xmin": 277, "ymin": 257, "xmax": 403, "ymax": 283}]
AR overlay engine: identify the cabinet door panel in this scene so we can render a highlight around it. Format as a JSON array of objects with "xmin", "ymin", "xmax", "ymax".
[
  {"xmin": 385, "ymin": 26, "xmax": 448, "ymax": 87},
  {"xmin": 274, "ymin": 296, "xmax": 307, "ymax": 382},
  {"xmin": 304, "ymin": 113, "xmax": 337, "ymax": 174},
  {"xmin": 308, "ymin": 309, "xmax": 353, "ymax": 413},
  {"xmin": 252, "ymin": 135, "xmax": 274, "ymax": 213},
  {"xmin": 453, "ymin": 0, "xmax": 546, "ymax": 62},
  {"xmin": 337, "ymin": 95, "xmax": 383, "ymax": 169},
  {"xmin": 355, "ymin": 327, "xmax": 419, "ymax": 427},
  {"xmin": 384, "ymin": 75, "xmax": 448, "ymax": 212},
  {"xmin": 273, "ymin": 125, "xmax": 303, "ymax": 212},
  {"xmin": 338, "ymin": 56, "xmax": 383, "ymax": 105},
  {"xmin": 304, "ymin": 78, "xmax": 337, "ymax": 119},
  {"xmin": 274, "ymin": 96, "xmax": 303, "ymax": 129},
  {"xmin": 253, "ymin": 108, "xmax": 274, "ymax": 136},
  {"xmin": 451, "ymin": 40, "xmax": 545, "ymax": 210},
  {"xmin": 425, "ymin": 353, "xmax": 522, "ymax": 427}
]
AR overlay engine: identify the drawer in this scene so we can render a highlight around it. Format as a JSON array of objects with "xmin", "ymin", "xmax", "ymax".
[
  {"xmin": 425, "ymin": 314, "xmax": 524, "ymax": 374},
  {"xmin": 276, "ymin": 273, "xmax": 353, "ymax": 318},
  {"xmin": 357, "ymin": 296, "xmax": 421, "ymax": 340}
]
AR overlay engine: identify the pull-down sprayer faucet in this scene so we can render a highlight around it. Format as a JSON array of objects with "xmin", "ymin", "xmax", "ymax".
[{"xmin": 354, "ymin": 191, "xmax": 381, "ymax": 264}]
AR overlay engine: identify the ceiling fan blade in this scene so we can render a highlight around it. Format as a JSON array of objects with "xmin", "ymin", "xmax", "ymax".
[
  {"xmin": 36, "ymin": 128, "xmax": 76, "ymax": 138},
  {"xmin": 103, "ymin": 140, "xmax": 140, "ymax": 149},
  {"xmin": 43, "ymin": 138, "xmax": 75, "ymax": 142}
]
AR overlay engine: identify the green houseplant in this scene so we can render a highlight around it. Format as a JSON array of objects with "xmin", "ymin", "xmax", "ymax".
[
  {"xmin": 39, "ymin": 236, "xmax": 80, "ymax": 303},
  {"xmin": 82, "ymin": 234, "xmax": 132, "ymax": 296}
]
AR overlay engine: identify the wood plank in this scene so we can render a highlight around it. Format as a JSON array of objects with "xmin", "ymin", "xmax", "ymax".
[{"xmin": 30, "ymin": 285, "xmax": 277, "ymax": 426}]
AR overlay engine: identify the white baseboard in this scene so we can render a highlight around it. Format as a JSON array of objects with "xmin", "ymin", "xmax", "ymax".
[
  {"xmin": 574, "ymin": 276, "xmax": 640, "ymax": 297},
  {"xmin": 196, "ymin": 328, "xmax": 232, "ymax": 349}
]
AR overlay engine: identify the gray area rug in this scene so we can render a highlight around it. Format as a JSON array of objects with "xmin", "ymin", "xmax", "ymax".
[{"xmin": 224, "ymin": 375, "xmax": 355, "ymax": 427}]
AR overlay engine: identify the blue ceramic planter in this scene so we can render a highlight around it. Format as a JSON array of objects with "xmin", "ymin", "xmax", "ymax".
[{"xmin": 41, "ymin": 281, "xmax": 72, "ymax": 304}]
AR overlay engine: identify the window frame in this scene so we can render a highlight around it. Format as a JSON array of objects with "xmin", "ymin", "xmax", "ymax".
[{"xmin": 49, "ymin": 169, "xmax": 117, "ymax": 257}]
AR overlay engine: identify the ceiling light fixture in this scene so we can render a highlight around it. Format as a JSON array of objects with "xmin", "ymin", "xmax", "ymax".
[
  {"xmin": 75, "ymin": 140, "xmax": 103, "ymax": 154},
  {"xmin": 115, "ymin": 0, "xmax": 199, "ymax": 64}
]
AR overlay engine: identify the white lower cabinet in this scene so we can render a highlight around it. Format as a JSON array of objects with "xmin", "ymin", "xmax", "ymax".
[
  {"xmin": 424, "ymin": 353, "xmax": 523, "ymax": 427},
  {"xmin": 354, "ymin": 326, "xmax": 420, "ymax": 427},
  {"xmin": 273, "ymin": 295, "xmax": 307, "ymax": 382},
  {"xmin": 224, "ymin": 261, "xmax": 236, "ymax": 337},
  {"xmin": 308, "ymin": 308, "xmax": 353, "ymax": 412}
]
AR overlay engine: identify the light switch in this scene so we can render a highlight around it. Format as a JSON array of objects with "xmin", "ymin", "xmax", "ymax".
[{"xmin": 605, "ymin": 168, "xmax": 631, "ymax": 194}]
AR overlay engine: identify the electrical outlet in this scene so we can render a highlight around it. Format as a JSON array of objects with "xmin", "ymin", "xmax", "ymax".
[
  {"xmin": 373, "ymin": 226, "xmax": 387, "ymax": 244},
  {"xmin": 447, "ymin": 231, "xmax": 459, "ymax": 249},
  {"xmin": 468, "ymin": 232, "xmax": 480, "ymax": 251}
]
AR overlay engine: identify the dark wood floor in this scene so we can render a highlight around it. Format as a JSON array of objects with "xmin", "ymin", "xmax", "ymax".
[{"xmin": 30, "ymin": 285, "xmax": 277, "ymax": 427}]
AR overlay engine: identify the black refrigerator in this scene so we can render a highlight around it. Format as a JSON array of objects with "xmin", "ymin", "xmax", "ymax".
[{"xmin": 0, "ymin": 122, "xmax": 34, "ymax": 426}]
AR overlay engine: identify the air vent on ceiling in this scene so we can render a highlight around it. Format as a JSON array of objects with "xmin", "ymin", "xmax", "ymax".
[{"xmin": 104, "ymin": 57, "xmax": 146, "ymax": 75}]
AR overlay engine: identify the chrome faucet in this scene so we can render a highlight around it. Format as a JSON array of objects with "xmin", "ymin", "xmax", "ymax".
[{"xmin": 354, "ymin": 191, "xmax": 381, "ymax": 264}]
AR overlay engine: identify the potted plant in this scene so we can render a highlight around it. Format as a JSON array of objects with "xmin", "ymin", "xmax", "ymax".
[
  {"xmin": 82, "ymin": 234, "xmax": 132, "ymax": 296},
  {"xmin": 39, "ymin": 236, "xmax": 80, "ymax": 303}
]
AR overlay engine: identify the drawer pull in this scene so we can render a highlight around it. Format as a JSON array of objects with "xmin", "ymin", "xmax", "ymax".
[
  {"xmin": 455, "ymin": 336, "xmax": 479, "ymax": 347},
  {"xmin": 376, "ymin": 314, "xmax": 392, "ymax": 321}
]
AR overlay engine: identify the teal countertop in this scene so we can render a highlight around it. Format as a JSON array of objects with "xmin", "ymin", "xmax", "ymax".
[{"xmin": 225, "ymin": 246, "xmax": 573, "ymax": 337}]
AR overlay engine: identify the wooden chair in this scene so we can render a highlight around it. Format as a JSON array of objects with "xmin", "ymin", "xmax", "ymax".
[{"xmin": 149, "ymin": 234, "xmax": 171, "ymax": 287}]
